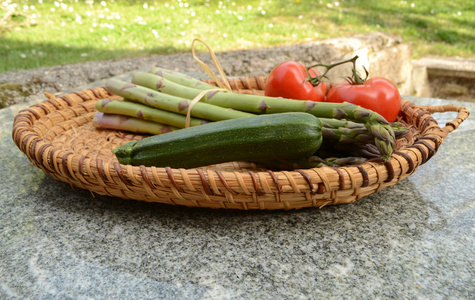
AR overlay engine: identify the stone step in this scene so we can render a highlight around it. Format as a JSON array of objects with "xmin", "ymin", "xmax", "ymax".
[
  {"xmin": 411, "ymin": 57, "xmax": 475, "ymax": 102},
  {"xmin": 413, "ymin": 57, "xmax": 475, "ymax": 79}
]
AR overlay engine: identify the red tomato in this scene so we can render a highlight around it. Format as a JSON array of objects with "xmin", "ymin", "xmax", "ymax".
[
  {"xmin": 264, "ymin": 61, "xmax": 326, "ymax": 102},
  {"xmin": 326, "ymin": 77, "xmax": 401, "ymax": 122}
]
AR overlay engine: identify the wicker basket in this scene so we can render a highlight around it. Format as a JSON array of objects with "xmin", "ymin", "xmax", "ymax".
[{"xmin": 12, "ymin": 76, "xmax": 470, "ymax": 210}]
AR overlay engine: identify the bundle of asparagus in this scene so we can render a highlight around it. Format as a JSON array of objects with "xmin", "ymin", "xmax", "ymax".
[{"xmin": 93, "ymin": 68, "xmax": 408, "ymax": 168}]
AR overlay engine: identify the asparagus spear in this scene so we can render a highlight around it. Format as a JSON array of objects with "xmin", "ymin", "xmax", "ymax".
[
  {"xmin": 105, "ymin": 78, "xmax": 256, "ymax": 122},
  {"xmin": 318, "ymin": 142, "xmax": 382, "ymax": 159},
  {"xmin": 96, "ymin": 96, "xmax": 404, "ymax": 149},
  {"xmin": 93, "ymin": 112, "xmax": 179, "ymax": 134},
  {"xmin": 93, "ymin": 98, "xmax": 388, "ymax": 149},
  {"xmin": 148, "ymin": 67, "xmax": 217, "ymax": 90},
  {"xmin": 322, "ymin": 156, "xmax": 369, "ymax": 167},
  {"xmin": 322, "ymin": 127, "xmax": 374, "ymax": 144},
  {"xmin": 321, "ymin": 118, "xmax": 409, "ymax": 140},
  {"xmin": 321, "ymin": 120, "xmax": 409, "ymax": 144},
  {"xmin": 131, "ymin": 71, "xmax": 386, "ymax": 122},
  {"xmin": 256, "ymin": 155, "xmax": 369, "ymax": 170},
  {"xmin": 96, "ymin": 96, "xmax": 408, "ymax": 144},
  {"xmin": 93, "ymin": 105, "xmax": 380, "ymax": 146},
  {"xmin": 96, "ymin": 99, "xmax": 210, "ymax": 128},
  {"xmin": 131, "ymin": 71, "xmax": 396, "ymax": 161}
]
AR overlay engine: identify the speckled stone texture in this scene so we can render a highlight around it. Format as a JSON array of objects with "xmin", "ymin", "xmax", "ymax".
[{"xmin": 1, "ymin": 96, "xmax": 473, "ymax": 299}]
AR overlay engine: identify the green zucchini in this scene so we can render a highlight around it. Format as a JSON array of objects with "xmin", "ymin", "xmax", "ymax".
[{"xmin": 113, "ymin": 112, "xmax": 323, "ymax": 168}]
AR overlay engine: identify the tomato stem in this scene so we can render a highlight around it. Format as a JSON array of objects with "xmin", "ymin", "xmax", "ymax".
[
  {"xmin": 347, "ymin": 58, "xmax": 369, "ymax": 85},
  {"xmin": 305, "ymin": 55, "xmax": 368, "ymax": 86}
]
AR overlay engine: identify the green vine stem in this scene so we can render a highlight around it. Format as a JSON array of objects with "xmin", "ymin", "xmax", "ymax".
[{"xmin": 304, "ymin": 55, "xmax": 369, "ymax": 87}]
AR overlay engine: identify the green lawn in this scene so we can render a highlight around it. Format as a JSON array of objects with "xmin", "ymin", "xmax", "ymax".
[{"xmin": 1, "ymin": 0, "xmax": 474, "ymax": 73}]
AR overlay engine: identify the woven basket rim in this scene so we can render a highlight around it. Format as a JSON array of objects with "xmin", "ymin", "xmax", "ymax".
[{"xmin": 11, "ymin": 78, "xmax": 470, "ymax": 210}]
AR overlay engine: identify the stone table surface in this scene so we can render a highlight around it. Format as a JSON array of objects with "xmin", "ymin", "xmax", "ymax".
[{"xmin": 0, "ymin": 86, "xmax": 473, "ymax": 299}]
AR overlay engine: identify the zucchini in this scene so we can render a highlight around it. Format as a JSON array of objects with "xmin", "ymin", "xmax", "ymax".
[{"xmin": 113, "ymin": 112, "xmax": 323, "ymax": 168}]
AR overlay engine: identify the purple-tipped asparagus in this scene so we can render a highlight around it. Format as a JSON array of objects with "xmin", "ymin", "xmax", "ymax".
[
  {"xmin": 93, "ymin": 112, "xmax": 179, "ymax": 135},
  {"xmin": 96, "ymin": 99, "xmax": 210, "ymax": 128}
]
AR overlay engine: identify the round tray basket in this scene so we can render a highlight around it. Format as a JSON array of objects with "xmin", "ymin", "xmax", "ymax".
[{"xmin": 12, "ymin": 76, "xmax": 469, "ymax": 210}]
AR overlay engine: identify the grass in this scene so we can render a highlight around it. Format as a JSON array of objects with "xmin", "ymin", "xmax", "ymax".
[{"xmin": 1, "ymin": 0, "xmax": 474, "ymax": 73}]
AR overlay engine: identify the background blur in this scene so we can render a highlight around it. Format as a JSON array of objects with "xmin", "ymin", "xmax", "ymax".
[{"xmin": 1, "ymin": 0, "xmax": 474, "ymax": 73}]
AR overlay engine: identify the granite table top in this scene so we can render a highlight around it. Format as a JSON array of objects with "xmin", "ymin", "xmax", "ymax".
[{"xmin": 0, "ymin": 79, "xmax": 473, "ymax": 299}]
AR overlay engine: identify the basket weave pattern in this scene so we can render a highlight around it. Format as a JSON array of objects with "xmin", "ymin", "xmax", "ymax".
[{"xmin": 12, "ymin": 77, "xmax": 469, "ymax": 210}]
